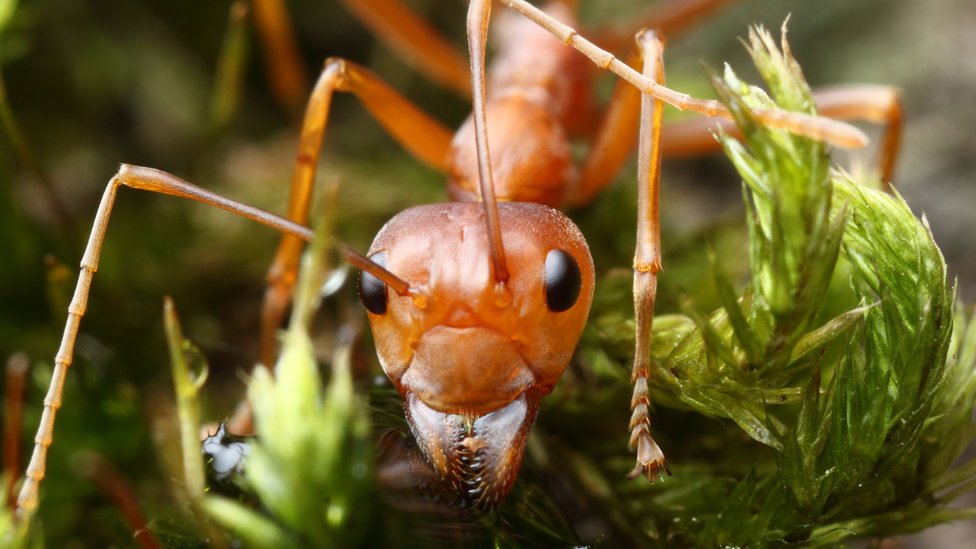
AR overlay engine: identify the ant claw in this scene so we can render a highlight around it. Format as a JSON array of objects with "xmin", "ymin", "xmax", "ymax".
[{"xmin": 627, "ymin": 433, "xmax": 670, "ymax": 482}]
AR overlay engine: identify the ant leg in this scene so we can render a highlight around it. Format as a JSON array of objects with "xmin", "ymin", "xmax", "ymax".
[
  {"xmin": 338, "ymin": 0, "xmax": 471, "ymax": 97},
  {"xmin": 567, "ymin": 0, "xmax": 743, "ymax": 206},
  {"xmin": 628, "ymin": 30, "xmax": 669, "ymax": 483},
  {"xmin": 498, "ymin": 0, "xmax": 868, "ymax": 149},
  {"xmin": 76, "ymin": 453, "xmax": 162, "ymax": 549},
  {"xmin": 4, "ymin": 353, "xmax": 28, "ymax": 508},
  {"xmin": 252, "ymin": 0, "xmax": 309, "ymax": 116},
  {"xmin": 15, "ymin": 165, "xmax": 313, "ymax": 520},
  {"xmin": 658, "ymin": 85, "xmax": 904, "ymax": 187},
  {"xmin": 567, "ymin": 0, "xmax": 741, "ymax": 206},
  {"xmin": 259, "ymin": 58, "xmax": 454, "ymax": 370},
  {"xmin": 568, "ymin": 48, "xmax": 643, "ymax": 207},
  {"xmin": 812, "ymin": 85, "xmax": 902, "ymax": 188},
  {"xmin": 15, "ymin": 165, "xmax": 404, "ymax": 520}
]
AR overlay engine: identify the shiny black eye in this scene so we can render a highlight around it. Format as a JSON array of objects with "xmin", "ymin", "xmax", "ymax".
[
  {"xmin": 544, "ymin": 249, "xmax": 582, "ymax": 312},
  {"xmin": 358, "ymin": 252, "xmax": 388, "ymax": 315}
]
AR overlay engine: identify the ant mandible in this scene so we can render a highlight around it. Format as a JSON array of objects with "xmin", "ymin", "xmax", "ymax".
[{"xmin": 16, "ymin": 0, "xmax": 902, "ymax": 515}]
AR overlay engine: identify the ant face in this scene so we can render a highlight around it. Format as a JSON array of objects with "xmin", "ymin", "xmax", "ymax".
[{"xmin": 358, "ymin": 201, "xmax": 594, "ymax": 505}]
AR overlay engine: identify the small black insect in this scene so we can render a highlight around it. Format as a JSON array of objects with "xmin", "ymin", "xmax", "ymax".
[{"xmin": 202, "ymin": 422, "xmax": 252, "ymax": 497}]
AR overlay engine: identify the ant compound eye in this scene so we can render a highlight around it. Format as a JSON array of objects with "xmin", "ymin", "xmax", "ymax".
[
  {"xmin": 358, "ymin": 252, "xmax": 389, "ymax": 315},
  {"xmin": 544, "ymin": 249, "xmax": 582, "ymax": 312}
]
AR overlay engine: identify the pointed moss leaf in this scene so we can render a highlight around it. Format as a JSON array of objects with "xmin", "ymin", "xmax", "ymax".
[
  {"xmin": 679, "ymin": 293, "xmax": 739, "ymax": 370},
  {"xmin": 163, "ymin": 298, "xmax": 207, "ymax": 501},
  {"xmin": 0, "ymin": 0, "xmax": 17, "ymax": 34},
  {"xmin": 835, "ymin": 176, "xmax": 952, "ymax": 451},
  {"xmin": 571, "ymin": 23, "xmax": 970, "ymax": 547},
  {"xmin": 713, "ymin": 38, "xmax": 839, "ymax": 362},
  {"xmin": 780, "ymin": 364, "xmax": 829, "ymax": 514},
  {"xmin": 708, "ymin": 246, "xmax": 763, "ymax": 365},
  {"xmin": 922, "ymin": 305, "xmax": 976, "ymax": 480},
  {"xmin": 213, "ymin": 187, "xmax": 372, "ymax": 547},
  {"xmin": 203, "ymin": 496, "xmax": 292, "ymax": 548},
  {"xmin": 790, "ymin": 302, "xmax": 875, "ymax": 362},
  {"xmin": 744, "ymin": 24, "xmax": 815, "ymax": 114},
  {"xmin": 0, "ymin": 483, "xmax": 30, "ymax": 548},
  {"xmin": 807, "ymin": 505, "xmax": 976, "ymax": 546}
]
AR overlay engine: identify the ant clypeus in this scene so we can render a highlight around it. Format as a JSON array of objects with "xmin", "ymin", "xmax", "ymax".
[{"xmin": 14, "ymin": 0, "xmax": 902, "ymax": 516}]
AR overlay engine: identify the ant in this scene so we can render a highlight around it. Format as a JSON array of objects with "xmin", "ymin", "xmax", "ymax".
[{"xmin": 14, "ymin": 0, "xmax": 902, "ymax": 516}]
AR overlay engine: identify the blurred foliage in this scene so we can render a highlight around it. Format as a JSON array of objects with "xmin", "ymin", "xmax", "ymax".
[
  {"xmin": 1, "ymin": 0, "xmax": 974, "ymax": 548},
  {"xmin": 202, "ymin": 186, "xmax": 374, "ymax": 547}
]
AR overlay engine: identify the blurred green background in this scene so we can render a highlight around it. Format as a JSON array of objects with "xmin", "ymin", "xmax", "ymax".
[{"xmin": 0, "ymin": 0, "xmax": 973, "ymax": 546}]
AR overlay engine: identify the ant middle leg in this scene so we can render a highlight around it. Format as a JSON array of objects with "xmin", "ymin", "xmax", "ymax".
[
  {"xmin": 258, "ymin": 58, "xmax": 455, "ymax": 372},
  {"xmin": 568, "ymin": 46, "xmax": 644, "ymax": 207},
  {"xmin": 628, "ymin": 30, "xmax": 669, "ymax": 483},
  {"xmin": 337, "ymin": 0, "xmax": 471, "ymax": 97},
  {"xmin": 251, "ymin": 0, "xmax": 309, "ymax": 116}
]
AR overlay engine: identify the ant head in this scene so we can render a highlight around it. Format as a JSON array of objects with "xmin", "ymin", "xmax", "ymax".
[{"xmin": 358, "ymin": 201, "xmax": 594, "ymax": 506}]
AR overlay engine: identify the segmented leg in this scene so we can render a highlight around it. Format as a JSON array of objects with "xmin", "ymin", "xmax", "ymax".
[
  {"xmin": 498, "ymin": 0, "xmax": 868, "ymax": 149},
  {"xmin": 76, "ymin": 453, "xmax": 162, "ymax": 549},
  {"xmin": 252, "ymin": 0, "xmax": 309, "ymax": 116},
  {"xmin": 566, "ymin": 0, "xmax": 741, "ymax": 207},
  {"xmin": 628, "ymin": 30, "xmax": 669, "ymax": 483},
  {"xmin": 4, "ymin": 353, "xmax": 28, "ymax": 509},
  {"xmin": 658, "ymin": 85, "xmax": 904, "ymax": 187},
  {"xmin": 338, "ymin": 0, "xmax": 471, "ymax": 97},
  {"xmin": 259, "ymin": 59, "xmax": 454, "ymax": 368},
  {"xmin": 568, "ymin": 47, "xmax": 644, "ymax": 207},
  {"xmin": 15, "ymin": 165, "xmax": 313, "ymax": 520},
  {"xmin": 14, "ymin": 162, "xmax": 405, "ymax": 519},
  {"xmin": 814, "ymin": 85, "xmax": 903, "ymax": 188}
]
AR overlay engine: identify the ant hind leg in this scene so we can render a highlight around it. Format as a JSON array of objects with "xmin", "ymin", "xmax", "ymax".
[{"xmin": 657, "ymin": 85, "xmax": 904, "ymax": 188}]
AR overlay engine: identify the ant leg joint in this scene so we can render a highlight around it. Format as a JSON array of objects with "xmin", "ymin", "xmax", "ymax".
[
  {"xmin": 322, "ymin": 56, "xmax": 347, "ymax": 76},
  {"xmin": 634, "ymin": 260, "xmax": 662, "ymax": 275},
  {"xmin": 635, "ymin": 28, "xmax": 667, "ymax": 48}
]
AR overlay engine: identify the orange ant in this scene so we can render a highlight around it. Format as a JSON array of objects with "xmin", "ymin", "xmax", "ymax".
[{"xmin": 15, "ymin": 0, "xmax": 903, "ymax": 515}]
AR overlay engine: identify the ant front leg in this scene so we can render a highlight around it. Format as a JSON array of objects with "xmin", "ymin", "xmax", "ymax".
[
  {"xmin": 628, "ymin": 30, "xmax": 669, "ymax": 482},
  {"xmin": 14, "ymin": 166, "xmax": 316, "ymax": 520},
  {"xmin": 259, "ymin": 58, "xmax": 454, "ymax": 370},
  {"xmin": 14, "ymin": 163, "xmax": 404, "ymax": 520}
]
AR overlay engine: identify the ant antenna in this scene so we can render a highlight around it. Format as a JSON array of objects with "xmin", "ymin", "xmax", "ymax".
[
  {"xmin": 467, "ymin": 0, "xmax": 510, "ymax": 284},
  {"xmin": 339, "ymin": 244, "xmax": 415, "ymax": 297},
  {"xmin": 499, "ymin": 0, "xmax": 868, "ymax": 149}
]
